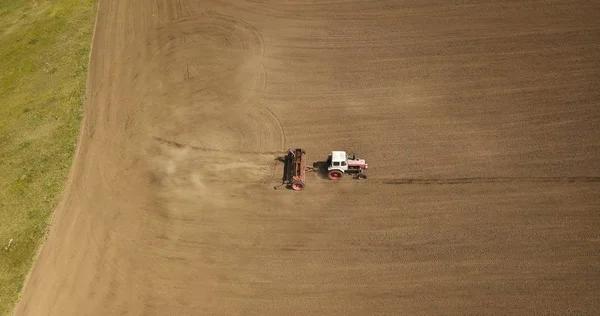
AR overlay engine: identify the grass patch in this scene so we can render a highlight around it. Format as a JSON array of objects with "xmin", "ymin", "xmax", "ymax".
[{"xmin": 0, "ymin": 0, "xmax": 97, "ymax": 314}]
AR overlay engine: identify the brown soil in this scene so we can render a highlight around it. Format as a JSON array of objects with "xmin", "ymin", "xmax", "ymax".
[{"xmin": 13, "ymin": 1, "xmax": 600, "ymax": 315}]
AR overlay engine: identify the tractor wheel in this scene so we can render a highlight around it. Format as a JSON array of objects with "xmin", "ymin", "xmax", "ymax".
[
  {"xmin": 328, "ymin": 170, "xmax": 343, "ymax": 180},
  {"xmin": 291, "ymin": 181, "xmax": 305, "ymax": 191},
  {"xmin": 357, "ymin": 173, "xmax": 367, "ymax": 180}
]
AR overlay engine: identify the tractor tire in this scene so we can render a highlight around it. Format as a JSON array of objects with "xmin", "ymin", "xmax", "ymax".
[
  {"xmin": 328, "ymin": 170, "xmax": 343, "ymax": 180},
  {"xmin": 291, "ymin": 181, "xmax": 305, "ymax": 191},
  {"xmin": 357, "ymin": 173, "xmax": 367, "ymax": 180}
]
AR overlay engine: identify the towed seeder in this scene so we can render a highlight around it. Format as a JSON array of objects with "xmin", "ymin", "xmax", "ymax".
[
  {"xmin": 277, "ymin": 148, "xmax": 368, "ymax": 191},
  {"xmin": 283, "ymin": 148, "xmax": 311, "ymax": 191}
]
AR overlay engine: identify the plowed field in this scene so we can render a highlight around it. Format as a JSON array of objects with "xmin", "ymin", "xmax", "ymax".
[{"xmin": 14, "ymin": 1, "xmax": 600, "ymax": 315}]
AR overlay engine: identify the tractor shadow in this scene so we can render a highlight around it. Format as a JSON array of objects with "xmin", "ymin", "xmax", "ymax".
[
  {"xmin": 274, "ymin": 155, "xmax": 288, "ymax": 182},
  {"xmin": 274, "ymin": 155, "xmax": 294, "ymax": 190},
  {"xmin": 312, "ymin": 161, "xmax": 330, "ymax": 179}
]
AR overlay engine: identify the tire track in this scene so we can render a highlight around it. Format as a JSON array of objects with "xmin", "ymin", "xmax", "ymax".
[{"xmin": 383, "ymin": 177, "xmax": 600, "ymax": 185}]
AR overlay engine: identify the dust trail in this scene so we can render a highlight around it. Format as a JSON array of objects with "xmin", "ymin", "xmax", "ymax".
[{"xmin": 152, "ymin": 136, "xmax": 283, "ymax": 155}]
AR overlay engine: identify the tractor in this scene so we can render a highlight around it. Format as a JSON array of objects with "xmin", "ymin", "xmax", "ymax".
[
  {"xmin": 277, "ymin": 148, "xmax": 368, "ymax": 191},
  {"xmin": 327, "ymin": 151, "xmax": 368, "ymax": 180}
]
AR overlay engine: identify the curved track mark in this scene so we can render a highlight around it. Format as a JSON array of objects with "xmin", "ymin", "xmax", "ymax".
[
  {"xmin": 140, "ymin": 12, "xmax": 265, "ymax": 112},
  {"xmin": 262, "ymin": 104, "xmax": 286, "ymax": 151}
]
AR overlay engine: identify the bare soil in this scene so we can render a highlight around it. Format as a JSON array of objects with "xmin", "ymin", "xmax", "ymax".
[{"xmin": 13, "ymin": 1, "xmax": 600, "ymax": 315}]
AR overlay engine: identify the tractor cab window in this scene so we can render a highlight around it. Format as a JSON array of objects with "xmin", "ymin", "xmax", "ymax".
[
  {"xmin": 341, "ymin": 161, "xmax": 347, "ymax": 166},
  {"xmin": 333, "ymin": 162, "xmax": 340, "ymax": 166}
]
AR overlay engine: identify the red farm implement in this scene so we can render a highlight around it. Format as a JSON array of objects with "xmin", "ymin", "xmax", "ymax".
[{"xmin": 277, "ymin": 148, "xmax": 368, "ymax": 191}]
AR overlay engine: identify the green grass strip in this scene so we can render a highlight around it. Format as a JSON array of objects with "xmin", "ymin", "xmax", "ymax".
[{"xmin": 0, "ymin": 0, "xmax": 98, "ymax": 314}]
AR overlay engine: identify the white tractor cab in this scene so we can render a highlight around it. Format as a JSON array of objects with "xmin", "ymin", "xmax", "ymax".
[{"xmin": 327, "ymin": 151, "xmax": 368, "ymax": 180}]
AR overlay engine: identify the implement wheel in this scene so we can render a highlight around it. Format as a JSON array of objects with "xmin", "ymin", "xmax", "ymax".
[
  {"xmin": 328, "ymin": 170, "xmax": 343, "ymax": 180},
  {"xmin": 291, "ymin": 181, "xmax": 305, "ymax": 191}
]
